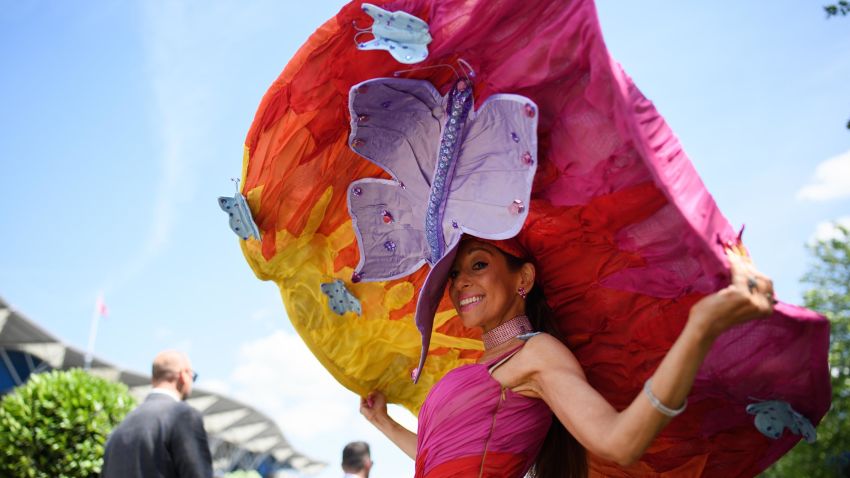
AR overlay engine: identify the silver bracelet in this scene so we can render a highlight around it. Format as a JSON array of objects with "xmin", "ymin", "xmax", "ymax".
[{"xmin": 643, "ymin": 378, "xmax": 687, "ymax": 417}]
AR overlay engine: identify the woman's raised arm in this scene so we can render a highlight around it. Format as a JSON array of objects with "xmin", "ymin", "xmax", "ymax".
[
  {"xmin": 523, "ymin": 250, "xmax": 775, "ymax": 466},
  {"xmin": 360, "ymin": 391, "xmax": 418, "ymax": 460}
]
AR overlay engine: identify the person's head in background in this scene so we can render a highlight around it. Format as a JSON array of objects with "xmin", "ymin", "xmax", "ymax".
[
  {"xmin": 151, "ymin": 350, "xmax": 196, "ymax": 400},
  {"xmin": 341, "ymin": 441, "xmax": 372, "ymax": 477}
]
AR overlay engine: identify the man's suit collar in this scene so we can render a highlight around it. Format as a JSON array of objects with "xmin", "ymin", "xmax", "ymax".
[{"xmin": 148, "ymin": 387, "xmax": 181, "ymax": 402}]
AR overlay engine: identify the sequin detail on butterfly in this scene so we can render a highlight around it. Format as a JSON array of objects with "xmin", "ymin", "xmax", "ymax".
[{"xmin": 424, "ymin": 80, "xmax": 473, "ymax": 262}]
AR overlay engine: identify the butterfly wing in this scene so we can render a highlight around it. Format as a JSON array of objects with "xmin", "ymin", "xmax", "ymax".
[
  {"xmin": 441, "ymin": 94, "xmax": 538, "ymax": 247},
  {"xmin": 218, "ymin": 196, "xmax": 236, "ymax": 213},
  {"xmin": 346, "ymin": 292, "xmax": 363, "ymax": 316},
  {"xmin": 218, "ymin": 194, "xmax": 260, "ymax": 241},
  {"xmin": 357, "ymin": 38, "xmax": 429, "ymax": 65},
  {"xmin": 236, "ymin": 193, "xmax": 261, "ymax": 240},
  {"xmin": 750, "ymin": 402, "xmax": 791, "ymax": 440},
  {"xmin": 348, "ymin": 79, "xmax": 448, "ymax": 280},
  {"xmin": 320, "ymin": 282, "xmax": 343, "ymax": 315},
  {"xmin": 349, "ymin": 78, "xmax": 443, "ymax": 195},
  {"xmin": 394, "ymin": 43, "xmax": 429, "ymax": 65},
  {"xmin": 347, "ymin": 179, "xmax": 430, "ymax": 281},
  {"xmin": 790, "ymin": 408, "xmax": 817, "ymax": 443}
]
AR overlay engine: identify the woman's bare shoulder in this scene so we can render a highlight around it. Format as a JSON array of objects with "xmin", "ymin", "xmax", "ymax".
[
  {"xmin": 523, "ymin": 332, "xmax": 569, "ymax": 353},
  {"xmin": 519, "ymin": 332, "xmax": 583, "ymax": 373}
]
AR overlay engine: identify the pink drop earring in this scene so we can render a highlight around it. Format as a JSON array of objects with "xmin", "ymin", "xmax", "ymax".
[{"xmin": 517, "ymin": 287, "xmax": 528, "ymax": 299}]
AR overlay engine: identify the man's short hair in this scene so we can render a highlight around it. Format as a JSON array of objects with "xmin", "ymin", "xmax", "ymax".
[
  {"xmin": 151, "ymin": 350, "xmax": 187, "ymax": 383},
  {"xmin": 342, "ymin": 441, "xmax": 370, "ymax": 472}
]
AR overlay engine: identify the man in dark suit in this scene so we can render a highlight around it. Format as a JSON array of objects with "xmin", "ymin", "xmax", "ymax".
[{"xmin": 102, "ymin": 350, "xmax": 213, "ymax": 478}]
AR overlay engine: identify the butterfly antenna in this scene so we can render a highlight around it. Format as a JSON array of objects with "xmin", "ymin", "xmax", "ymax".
[
  {"xmin": 393, "ymin": 63, "xmax": 460, "ymax": 78},
  {"xmin": 353, "ymin": 30, "xmax": 375, "ymax": 48},
  {"xmin": 231, "ymin": 177, "xmax": 240, "ymax": 192},
  {"xmin": 351, "ymin": 20, "xmax": 372, "ymax": 32},
  {"xmin": 457, "ymin": 58, "xmax": 476, "ymax": 79}
]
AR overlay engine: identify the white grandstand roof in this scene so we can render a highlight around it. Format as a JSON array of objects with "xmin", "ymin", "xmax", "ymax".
[{"xmin": 0, "ymin": 296, "xmax": 326, "ymax": 475}]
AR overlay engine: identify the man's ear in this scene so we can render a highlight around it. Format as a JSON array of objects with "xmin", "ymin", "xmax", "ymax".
[{"xmin": 176, "ymin": 371, "xmax": 186, "ymax": 391}]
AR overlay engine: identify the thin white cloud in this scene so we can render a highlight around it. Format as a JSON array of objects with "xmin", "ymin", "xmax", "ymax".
[
  {"xmin": 797, "ymin": 149, "xmax": 850, "ymax": 201},
  {"xmin": 810, "ymin": 216, "xmax": 850, "ymax": 243},
  {"xmin": 99, "ymin": 2, "xmax": 214, "ymax": 295},
  {"xmin": 196, "ymin": 378, "xmax": 231, "ymax": 396},
  {"xmin": 229, "ymin": 330, "xmax": 360, "ymax": 439},
  {"xmin": 248, "ymin": 307, "xmax": 281, "ymax": 332},
  {"xmin": 227, "ymin": 330, "xmax": 417, "ymax": 478}
]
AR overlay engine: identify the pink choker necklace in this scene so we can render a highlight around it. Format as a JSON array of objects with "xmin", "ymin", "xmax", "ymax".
[{"xmin": 482, "ymin": 315, "xmax": 533, "ymax": 349}]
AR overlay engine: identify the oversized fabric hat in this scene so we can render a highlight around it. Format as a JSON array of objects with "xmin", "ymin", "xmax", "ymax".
[{"xmin": 235, "ymin": 0, "xmax": 831, "ymax": 475}]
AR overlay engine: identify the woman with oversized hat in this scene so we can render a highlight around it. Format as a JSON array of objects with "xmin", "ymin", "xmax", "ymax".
[{"xmin": 234, "ymin": 0, "xmax": 831, "ymax": 475}]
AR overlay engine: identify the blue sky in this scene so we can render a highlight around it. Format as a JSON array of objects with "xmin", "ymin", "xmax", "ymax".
[{"xmin": 1, "ymin": 2, "xmax": 848, "ymax": 477}]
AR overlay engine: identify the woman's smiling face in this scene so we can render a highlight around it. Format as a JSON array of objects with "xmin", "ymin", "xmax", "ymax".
[{"xmin": 448, "ymin": 240, "xmax": 531, "ymax": 332}]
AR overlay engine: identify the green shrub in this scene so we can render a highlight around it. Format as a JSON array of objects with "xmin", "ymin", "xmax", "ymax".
[{"xmin": 0, "ymin": 368, "xmax": 135, "ymax": 478}]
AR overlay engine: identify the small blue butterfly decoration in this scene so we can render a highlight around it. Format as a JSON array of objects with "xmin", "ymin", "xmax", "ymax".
[
  {"xmin": 746, "ymin": 400, "xmax": 816, "ymax": 443},
  {"xmin": 320, "ymin": 279, "xmax": 362, "ymax": 316},
  {"xmin": 354, "ymin": 3, "xmax": 432, "ymax": 64},
  {"xmin": 218, "ymin": 179, "xmax": 260, "ymax": 241}
]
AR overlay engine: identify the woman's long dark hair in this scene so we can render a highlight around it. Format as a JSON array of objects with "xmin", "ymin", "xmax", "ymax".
[{"xmin": 504, "ymin": 252, "xmax": 588, "ymax": 478}]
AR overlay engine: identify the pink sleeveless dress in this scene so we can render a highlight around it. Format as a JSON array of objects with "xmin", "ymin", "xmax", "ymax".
[{"xmin": 415, "ymin": 339, "xmax": 552, "ymax": 477}]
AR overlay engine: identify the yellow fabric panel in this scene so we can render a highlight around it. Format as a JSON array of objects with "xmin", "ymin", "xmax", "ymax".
[{"xmin": 238, "ymin": 181, "xmax": 480, "ymax": 414}]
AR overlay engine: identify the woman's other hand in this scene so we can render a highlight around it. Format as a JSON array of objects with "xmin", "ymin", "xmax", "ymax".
[
  {"xmin": 360, "ymin": 390, "xmax": 389, "ymax": 425},
  {"xmin": 689, "ymin": 248, "xmax": 775, "ymax": 339},
  {"xmin": 359, "ymin": 390, "xmax": 418, "ymax": 459}
]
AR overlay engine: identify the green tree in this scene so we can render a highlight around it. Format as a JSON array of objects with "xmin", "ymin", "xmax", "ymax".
[
  {"xmin": 0, "ymin": 368, "xmax": 135, "ymax": 478},
  {"xmin": 824, "ymin": 1, "xmax": 850, "ymax": 17},
  {"xmin": 822, "ymin": 2, "xmax": 850, "ymax": 129},
  {"xmin": 762, "ymin": 224, "xmax": 850, "ymax": 476}
]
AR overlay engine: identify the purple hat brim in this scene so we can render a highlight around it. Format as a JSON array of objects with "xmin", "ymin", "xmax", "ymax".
[{"xmin": 411, "ymin": 239, "xmax": 460, "ymax": 383}]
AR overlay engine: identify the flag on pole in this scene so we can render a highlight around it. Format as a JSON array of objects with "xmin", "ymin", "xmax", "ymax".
[
  {"xmin": 95, "ymin": 295, "xmax": 109, "ymax": 318},
  {"xmin": 85, "ymin": 293, "xmax": 108, "ymax": 370}
]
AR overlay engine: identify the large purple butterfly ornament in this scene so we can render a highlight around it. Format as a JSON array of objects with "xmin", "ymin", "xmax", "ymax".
[{"xmin": 345, "ymin": 77, "xmax": 538, "ymax": 380}]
